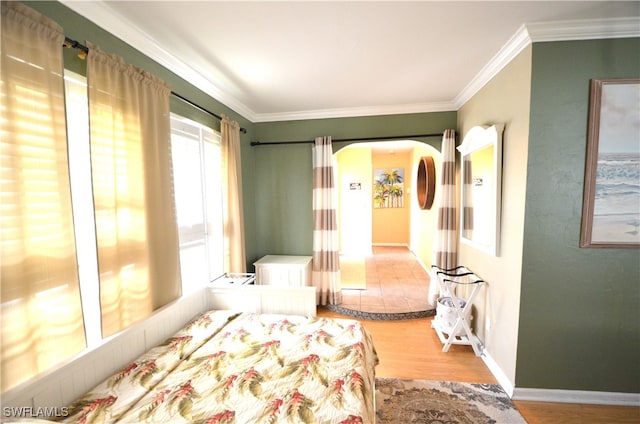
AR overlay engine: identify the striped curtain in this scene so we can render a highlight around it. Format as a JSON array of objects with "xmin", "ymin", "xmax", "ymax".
[
  {"xmin": 429, "ymin": 129, "xmax": 458, "ymax": 304},
  {"xmin": 312, "ymin": 136, "xmax": 342, "ymax": 305},
  {"xmin": 461, "ymin": 153, "xmax": 474, "ymax": 240}
]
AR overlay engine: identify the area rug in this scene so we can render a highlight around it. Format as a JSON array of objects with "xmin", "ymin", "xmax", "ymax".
[
  {"xmin": 376, "ymin": 378, "xmax": 527, "ymax": 424},
  {"xmin": 324, "ymin": 304, "xmax": 435, "ymax": 320},
  {"xmin": 339, "ymin": 254, "xmax": 367, "ymax": 289}
]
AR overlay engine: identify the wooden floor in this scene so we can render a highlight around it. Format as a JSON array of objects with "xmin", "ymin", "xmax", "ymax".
[{"xmin": 317, "ymin": 308, "xmax": 640, "ymax": 424}]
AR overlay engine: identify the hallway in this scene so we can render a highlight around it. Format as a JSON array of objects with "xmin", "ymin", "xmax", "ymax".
[{"xmin": 336, "ymin": 246, "xmax": 434, "ymax": 318}]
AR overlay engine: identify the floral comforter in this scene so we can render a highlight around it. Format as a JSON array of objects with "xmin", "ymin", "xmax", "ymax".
[{"xmin": 61, "ymin": 311, "xmax": 379, "ymax": 424}]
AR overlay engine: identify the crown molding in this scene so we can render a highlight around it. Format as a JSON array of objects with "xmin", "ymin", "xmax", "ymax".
[
  {"xmin": 527, "ymin": 16, "xmax": 640, "ymax": 42},
  {"xmin": 59, "ymin": 0, "xmax": 258, "ymax": 122},
  {"xmin": 454, "ymin": 17, "xmax": 640, "ymax": 110},
  {"xmin": 59, "ymin": 3, "xmax": 639, "ymax": 123},
  {"xmin": 454, "ymin": 24, "xmax": 532, "ymax": 110},
  {"xmin": 253, "ymin": 101, "xmax": 457, "ymax": 123},
  {"xmin": 59, "ymin": 0, "xmax": 455, "ymax": 122}
]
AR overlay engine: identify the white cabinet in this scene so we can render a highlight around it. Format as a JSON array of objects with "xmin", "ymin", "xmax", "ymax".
[{"xmin": 253, "ymin": 255, "xmax": 313, "ymax": 287}]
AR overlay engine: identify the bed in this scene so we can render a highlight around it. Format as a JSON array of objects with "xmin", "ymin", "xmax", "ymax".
[{"xmin": 56, "ymin": 310, "xmax": 378, "ymax": 423}]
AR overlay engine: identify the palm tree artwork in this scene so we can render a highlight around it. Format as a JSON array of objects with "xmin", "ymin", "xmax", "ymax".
[{"xmin": 373, "ymin": 168, "xmax": 404, "ymax": 208}]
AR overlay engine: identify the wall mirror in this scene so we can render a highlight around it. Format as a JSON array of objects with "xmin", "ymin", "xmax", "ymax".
[
  {"xmin": 416, "ymin": 156, "xmax": 436, "ymax": 210},
  {"xmin": 457, "ymin": 124, "xmax": 504, "ymax": 256}
]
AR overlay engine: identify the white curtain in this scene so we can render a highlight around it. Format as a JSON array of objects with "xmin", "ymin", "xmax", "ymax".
[
  {"xmin": 429, "ymin": 129, "xmax": 458, "ymax": 305},
  {"xmin": 0, "ymin": 1, "xmax": 86, "ymax": 391},
  {"xmin": 87, "ymin": 42, "xmax": 181, "ymax": 337},
  {"xmin": 312, "ymin": 136, "xmax": 342, "ymax": 305},
  {"xmin": 221, "ymin": 116, "xmax": 246, "ymax": 273}
]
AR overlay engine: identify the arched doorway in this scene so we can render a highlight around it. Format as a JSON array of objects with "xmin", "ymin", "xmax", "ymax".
[
  {"xmin": 334, "ymin": 140, "xmax": 441, "ymax": 268},
  {"xmin": 332, "ymin": 140, "xmax": 441, "ymax": 314}
]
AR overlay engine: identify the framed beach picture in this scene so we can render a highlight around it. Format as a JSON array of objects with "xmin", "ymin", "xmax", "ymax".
[{"xmin": 580, "ymin": 78, "xmax": 640, "ymax": 248}]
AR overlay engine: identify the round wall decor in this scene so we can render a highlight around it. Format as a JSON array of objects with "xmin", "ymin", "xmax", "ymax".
[{"xmin": 416, "ymin": 156, "xmax": 436, "ymax": 210}]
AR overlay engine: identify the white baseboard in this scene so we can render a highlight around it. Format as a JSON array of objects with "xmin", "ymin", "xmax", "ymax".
[
  {"xmin": 372, "ymin": 243, "xmax": 409, "ymax": 247},
  {"xmin": 481, "ymin": 348, "xmax": 515, "ymax": 397},
  {"xmin": 481, "ymin": 349, "xmax": 640, "ymax": 406},
  {"xmin": 413, "ymin": 255, "xmax": 430, "ymax": 274},
  {"xmin": 512, "ymin": 387, "xmax": 640, "ymax": 406}
]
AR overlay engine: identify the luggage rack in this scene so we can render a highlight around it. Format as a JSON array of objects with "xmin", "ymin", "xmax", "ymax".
[{"xmin": 431, "ymin": 265, "xmax": 484, "ymax": 356}]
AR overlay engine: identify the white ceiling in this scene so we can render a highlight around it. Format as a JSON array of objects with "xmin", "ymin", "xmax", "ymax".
[{"xmin": 62, "ymin": 1, "xmax": 639, "ymax": 122}]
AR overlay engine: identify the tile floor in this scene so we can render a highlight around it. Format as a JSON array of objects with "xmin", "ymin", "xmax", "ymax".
[{"xmin": 339, "ymin": 245, "xmax": 434, "ymax": 313}]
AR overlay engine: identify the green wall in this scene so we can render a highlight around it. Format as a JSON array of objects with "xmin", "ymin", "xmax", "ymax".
[
  {"xmin": 518, "ymin": 38, "xmax": 640, "ymax": 392},
  {"xmin": 250, "ymin": 113, "xmax": 456, "ymax": 264}
]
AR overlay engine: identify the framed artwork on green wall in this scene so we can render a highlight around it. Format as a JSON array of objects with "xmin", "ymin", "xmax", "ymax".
[{"xmin": 580, "ymin": 78, "xmax": 640, "ymax": 248}]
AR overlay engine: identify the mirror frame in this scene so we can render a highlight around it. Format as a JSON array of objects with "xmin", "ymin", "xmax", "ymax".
[
  {"xmin": 457, "ymin": 124, "xmax": 504, "ymax": 256},
  {"xmin": 416, "ymin": 156, "xmax": 436, "ymax": 210}
]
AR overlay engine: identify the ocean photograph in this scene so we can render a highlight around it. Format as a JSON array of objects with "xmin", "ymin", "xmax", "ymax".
[
  {"xmin": 592, "ymin": 152, "xmax": 640, "ymax": 243},
  {"xmin": 588, "ymin": 80, "xmax": 640, "ymax": 245}
]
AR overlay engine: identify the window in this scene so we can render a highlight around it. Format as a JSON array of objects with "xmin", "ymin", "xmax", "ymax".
[
  {"xmin": 64, "ymin": 70, "xmax": 102, "ymax": 346},
  {"xmin": 64, "ymin": 74, "xmax": 223, "ymax": 343},
  {"xmin": 170, "ymin": 115, "xmax": 224, "ymax": 292},
  {"xmin": 1, "ymin": 22, "xmax": 86, "ymax": 389},
  {"xmin": 3, "ymin": 55, "xmax": 220, "ymax": 392},
  {"xmin": 2, "ymin": 2, "xmax": 220, "ymax": 388},
  {"xmin": 65, "ymin": 71, "xmax": 224, "ymax": 334}
]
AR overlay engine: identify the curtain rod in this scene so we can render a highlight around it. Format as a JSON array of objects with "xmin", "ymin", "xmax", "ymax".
[
  {"xmin": 63, "ymin": 37, "xmax": 247, "ymax": 133},
  {"xmin": 250, "ymin": 132, "xmax": 445, "ymax": 147}
]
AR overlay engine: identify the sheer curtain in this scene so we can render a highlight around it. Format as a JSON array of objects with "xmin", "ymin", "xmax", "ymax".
[
  {"xmin": 429, "ymin": 129, "xmax": 458, "ymax": 305},
  {"xmin": 0, "ymin": 2, "xmax": 86, "ymax": 391},
  {"xmin": 312, "ymin": 136, "xmax": 342, "ymax": 305},
  {"xmin": 86, "ymin": 42, "xmax": 181, "ymax": 337},
  {"xmin": 221, "ymin": 116, "xmax": 246, "ymax": 273}
]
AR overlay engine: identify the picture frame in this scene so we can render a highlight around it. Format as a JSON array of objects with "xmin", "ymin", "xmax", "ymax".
[
  {"xmin": 373, "ymin": 167, "xmax": 404, "ymax": 208},
  {"xmin": 580, "ymin": 78, "xmax": 640, "ymax": 248}
]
